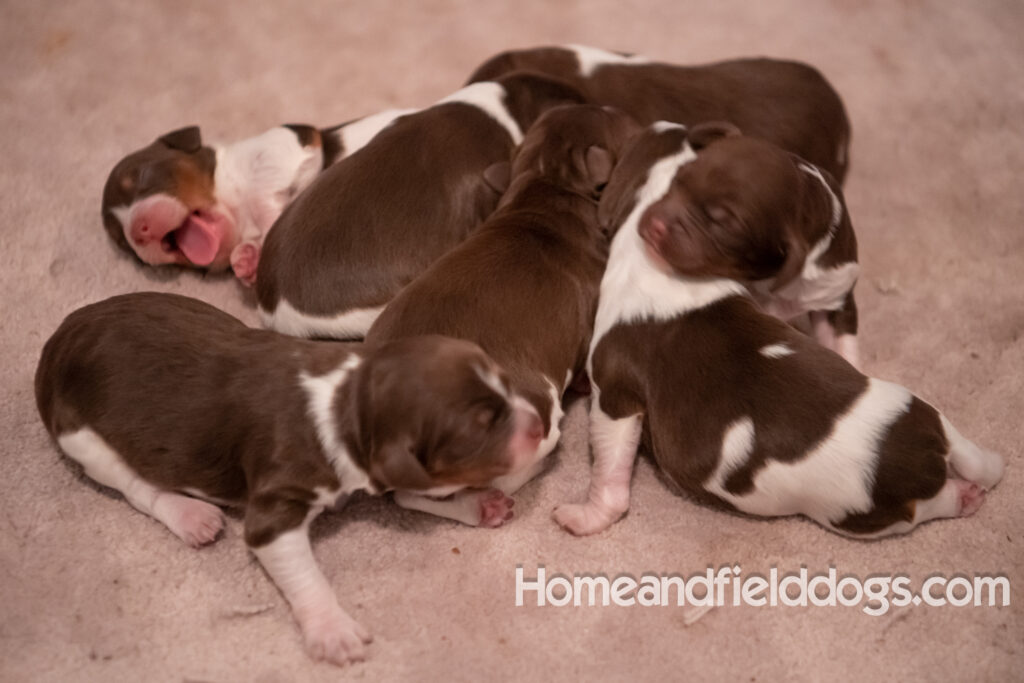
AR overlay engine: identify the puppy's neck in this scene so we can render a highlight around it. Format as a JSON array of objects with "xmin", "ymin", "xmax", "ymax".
[
  {"xmin": 299, "ymin": 354, "xmax": 376, "ymax": 495},
  {"xmin": 590, "ymin": 140, "xmax": 746, "ymax": 366}
]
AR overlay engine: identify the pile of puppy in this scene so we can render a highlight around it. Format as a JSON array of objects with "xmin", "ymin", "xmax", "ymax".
[{"xmin": 36, "ymin": 45, "xmax": 1004, "ymax": 666}]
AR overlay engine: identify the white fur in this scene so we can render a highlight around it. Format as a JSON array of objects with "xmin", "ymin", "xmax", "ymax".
[
  {"xmin": 589, "ymin": 134, "xmax": 745, "ymax": 374},
  {"xmin": 260, "ymin": 298, "xmax": 383, "ymax": 340},
  {"xmin": 759, "ymin": 343, "xmax": 795, "ymax": 359},
  {"xmin": 704, "ymin": 379, "xmax": 913, "ymax": 526},
  {"xmin": 250, "ymin": 510, "xmax": 370, "ymax": 665},
  {"xmin": 797, "ymin": 162, "xmax": 842, "ymax": 229},
  {"xmin": 474, "ymin": 364, "xmax": 509, "ymax": 400},
  {"xmin": 439, "ymin": 81, "xmax": 524, "ymax": 145},
  {"xmin": 337, "ymin": 108, "xmax": 416, "ymax": 159},
  {"xmin": 940, "ymin": 414, "xmax": 1004, "ymax": 489},
  {"xmin": 299, "ymin": 356, "xmax": 372, "ymax": 494},
  {"xmin": 215, "ymin": 127, "xmax": 325, "ymax": 245},
  {"xmin": 567, "ymin": 44, "xmax": 650, "ymax": 77}
]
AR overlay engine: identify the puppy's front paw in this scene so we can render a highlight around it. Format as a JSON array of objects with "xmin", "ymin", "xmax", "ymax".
[
  {"xmin": 230, "ymin": 242, "xmax": 260, "ymax": 286},
  {"xmin": 153, "ymin": 494, "xmax": 224, "ymax": 548},
  {"xmin": 552, "ymin": 502, "xmax": 616, "ymax": 536},
  {"xmin": 955, "ymin": 480, "xmax": 985, "ymax": 517},
  {"xmin": 302, "ymin": 611, "xmax": 373, "ymax": 667},
  {"xmin": 478, "ymin": 488, "xmax": 514, "ymax": 528}
]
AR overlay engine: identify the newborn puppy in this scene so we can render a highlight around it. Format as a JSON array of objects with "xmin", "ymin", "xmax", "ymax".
[
  {"xmin": 467, "ymin": 44, "xmax": 851, "ymax": 183},
  {"xmin": 257, "ymin": 74, "xmax": 586, "ymax": 340},
  {"xmin": 636, "ymin": 123, "xmax": 861, "ymax": 366},
  {"xmin": 101, "ymin": 111, "xmax": 409, "ymax": 285},
  {"xmin": 554, "ymin": 123, "xmax": 1004, "ymax": 539},
  {"xmin": 366, "ymin": 104, "xmax": 641, "ymax": 525},
  {"xmin": 35, "ymin": 292, "xmax": 543, "ymax": 666}
]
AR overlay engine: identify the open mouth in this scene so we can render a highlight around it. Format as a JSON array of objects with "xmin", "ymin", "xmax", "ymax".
[{"xmin": 160, "ymin": 209, "xmax": 221, "ymax": 266}]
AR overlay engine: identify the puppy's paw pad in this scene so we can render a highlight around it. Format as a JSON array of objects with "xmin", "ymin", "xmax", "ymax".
[
  {"xmin": 478, "ymin": 489, "xmax": 514, "ymax": 528},
  {"xmin": 304, "ymin": 615, "xmax": 371, "ymax": 666},
  {"xmin": 956, "ymin": 480, "xmax": 985, "ymax": 516}
]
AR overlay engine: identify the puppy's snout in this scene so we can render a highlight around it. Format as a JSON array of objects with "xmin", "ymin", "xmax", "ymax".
[
  {"xmin": 507, "ymin": 397, "xmax": 545, "ymax": 469},
  {"xmin": 639, "ymin": 215, "xmax": 668, "ymax": 250}
]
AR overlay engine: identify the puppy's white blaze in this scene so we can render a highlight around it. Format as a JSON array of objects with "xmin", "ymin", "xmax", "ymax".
[
  {"xmin": 439, "ymin": 82, "xmax": 524, "ymax": 145},
  {"xmin": 566, "ymin": 43, "xmax": 650, "ymax": 77},
  {"xmin": 589, "ymin": 136, "xmax": 745, "ymax": 374},
  {"xmin": 707, "ymin": 379, "xmax": 912, "ymax": 523},
  {"xmin": 651, "ymin": 120, "xmax": 685, "ymax": 134},
  {"xmin": 759, "ymin": 343, "xmax": 795, "ymax": 359},
  {"xmin": 260, "ymin": 299, "xmax": 384, "ymax": 340},
  {"xmin": 338, "ymin": 108, "xmax": 417, "ymax": 159},
  {"xmin": 940, "ymin": 413, "xmax": 1005, "ymax": 489},
  {"xmin": 300, "ymin": 357, "xmax": 371, "ymax": 494},
  {"xmin": 490, "ymin": 378, "xmax": 564, "ymax": 496},
  {"xmin": 109, "ymin": 204, "xmax": 131, "ymax": 233},
  {"xmin": 473, "ymin": 364, "xmax": 509, "ymax": 400},
  {"xmin": 797, "ymin": 162, "xmax": 842, "ymax": 230},
  {"xmin": 536, "ymin": 378, "xmax": 566, "ymax": 460}
]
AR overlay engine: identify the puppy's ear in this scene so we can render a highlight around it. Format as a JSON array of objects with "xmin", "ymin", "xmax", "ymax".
[
  {"xmin": 687, "ymin": 121, "xmax": 741, "ymax": 152},
  {"xmin": 158, "ymin": 126, "xmax": 203, "ymax": 153},
  {"xmin": 770, "ymin": 231, "xmax": 809, "ymax": 292},
  {"xmin": 483, "ymin": 161, "xmax": 511, "ymax": 193},
  {"xmin": 368, "ymin": 437, "xmax": 436, "ymax": 491},
  {"xmin": 584, "ymin": 145, "xmax": 613, "ymax": 188}
]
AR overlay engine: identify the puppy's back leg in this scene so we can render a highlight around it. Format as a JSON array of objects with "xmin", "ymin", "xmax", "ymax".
[
  {"xmin": 810, "ymin": 292, "xmax": 859, "ymax": 368},
  {"xmin": 58, "ymin": 427, "xmax": 224, "ymax": 547},
  {"xmin": 940, "ymin": 414, "xmax": 1004, "ymax": 489}
]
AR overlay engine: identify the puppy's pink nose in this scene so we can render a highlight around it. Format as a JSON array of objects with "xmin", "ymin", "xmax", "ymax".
[
  {"xmin": 640, "ymin": 216, "xmax": 668, "ymax": 245},
  {"xmin": 526, "ymin": 414, "xmax": 544, "ymax": 445}
]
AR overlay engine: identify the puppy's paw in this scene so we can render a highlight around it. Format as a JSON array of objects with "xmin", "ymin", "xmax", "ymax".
[
  {"xmin": 478, "ymin": 488, "xmax": 514, "ymax": 528},
  {"xmin": 230, "ymin": 242, "xmax": 260, "ymax": 286},
  {"xmin": 154, "ymin": 494, "xmax": 224, "ymax": 548},
  {"xmin": 955, "ymin": 480, "xmax": 985, "ymax": 517},
  {"xmin": 302, "ymin": 611, "xmax": 373, "ymax": 667},
  {"xmin": 552, "ymin": 502, "xmax": 615, "ymax": 536}
]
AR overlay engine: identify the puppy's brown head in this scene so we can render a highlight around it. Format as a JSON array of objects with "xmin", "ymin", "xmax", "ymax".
[
  {"xmin": 638, "ymin": 123, "xmax": 846, "ymax": 289},
  {"xmin": 101, "ymin": 126, "xmax": 238, "ymax": 270},
  {"xmin": 507, "ymin": 104, "xmax": 642, "ymax": 202},
  {"xmin": 346, "ymin": 336, "xmax": 544, "ymax": 492}
]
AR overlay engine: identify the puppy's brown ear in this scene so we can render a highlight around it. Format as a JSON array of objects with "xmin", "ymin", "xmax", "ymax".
[
  {"xmin": 770, "ymin": 232, "xmax": 809, "ymax": 292},
  {"xmin": 158, "ymin": 126, "xmax": 203, "ymax": 153},
  {"xmin": 483, "ymin": 161, "xmax": 511, "ymax": 193},
  {"xmin": 687, "ymin": 121, "xmax": 741, "ymax": 152},
  {"xmin": 584, "ymin": 146, "xmax": 613, "ymax": 188},
  {"xmin": 369, "ymin": 437, "xmax": 436, "ymax": 491}
]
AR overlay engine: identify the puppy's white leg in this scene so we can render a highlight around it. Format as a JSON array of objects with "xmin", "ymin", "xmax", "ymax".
[
  {"xmin": 940, "ymin": 415, "xmax": 1004, "ymax": 489},
  {"xmin": 58, "ymin": 428, "xmax": 224, "ymax": 547},
  {"xmin": 393, "ymin": 488, "xmax": 514, "ymax": 527},
  {"xmin": 251, "ymin": 521, "xmax": 371, "ymax": 666},
  {"xmin": 553, "ymin": 400, "xmax": 643, "ymax": 536}
]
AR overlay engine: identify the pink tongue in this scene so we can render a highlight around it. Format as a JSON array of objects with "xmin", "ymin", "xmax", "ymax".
[{"xmin": 175, "ymin": 213, "xmax": 221, "ymax": 267}]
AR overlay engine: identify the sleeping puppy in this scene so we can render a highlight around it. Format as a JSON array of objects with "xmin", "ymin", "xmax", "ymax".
[
  {"xmin": 101, "ymin": 111, "xmax": 410, "ymax": 285},
  {"xmin": 365, "ymin": 104, "xmax": 641, "ymax": 525},
  {"xmin": 256, "ymin": 74, "xmax": 586, "ymax": 340},
  {"xmin": 627, "ymin": 122, "xmax": 861, "ymax": 367},
  {"xmin": 35, "ymin": 292, "xmax": 543, "ymax": 666},
  {"xmin": 554, "ymin": 122, "xmax": 1004, "ymax": 539},
  {"xmin": 466, "ymin": 43, "xmax": 851, "ymax": 183}
]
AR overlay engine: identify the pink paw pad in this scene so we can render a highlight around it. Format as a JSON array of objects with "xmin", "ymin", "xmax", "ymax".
[
  {"xmin": 155, "ymin": 494, "xmax": 225, "ymax": 548},
  {"xmin": 956, "ymin": 480, "xmax": 985, "ymax": 517},
  {"xmin": 230, "ymin": 243, "xmax": 260, "ymax": 286},
  {"xmin": 478, "ymin": 489, "xmax": 514, "ymax": 528}
]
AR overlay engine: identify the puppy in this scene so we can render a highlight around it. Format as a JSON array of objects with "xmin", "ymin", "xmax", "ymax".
[
  {"xmin": 101, "ymin": 111, "xmax": 409, "ymax": 285},
  {"xmin": 256, "ymin": 73, "xmax": 587, "ymax": 340},
  {"xmin": 35, "ymin": 292, "xmax": 543, "ymax": 666},
  {"xmin": 624, "ymin": 122, "xmax": 861, "ymax": 366},
  {"xmin": 467, "ymin": 43, "xmax": 851, "ymax": 183},
  {"xmin": 554, "ymin": 123, "xmax": 1004, "ymax": 539},
  {"xmin": 365, "ymin": 104, "xmax": 641, "ymax": 525}
]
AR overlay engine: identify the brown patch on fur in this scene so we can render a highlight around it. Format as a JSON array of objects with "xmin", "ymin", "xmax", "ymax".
[{"xmin": 467, "ymin": 46, "xmax": 851, "ymax": 183}]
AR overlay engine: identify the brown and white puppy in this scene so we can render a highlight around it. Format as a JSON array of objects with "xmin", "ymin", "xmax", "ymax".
[
  {"xmin": 256, "ymin": 73, "xmax": 587, "ymax": 340},
  {"xmin": 467, "ymin": 44, "xmax": 851, "ymax": 184},
  {"xmin": 101, "ymin": 111, "xmax": 410, "ymax": 285},
  {"xmin": 634, "ymin": 123, "xmax": 861, "ymax": 366},
  {"xmin": 554, "ymin": 123, "xmax": 1004, "ymax": 539},
  {"xmin": 35, "ymin": 292, "xmax": 544, "ymax": 666},
  {"xmin": 365, "ymin": 104, "xmax": 641, "ymax": 525}
]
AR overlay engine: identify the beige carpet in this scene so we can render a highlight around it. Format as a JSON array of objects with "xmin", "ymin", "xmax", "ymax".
[{"xmin": 2, "ymin": 1, "xmax": 1022, "ymax": 680}]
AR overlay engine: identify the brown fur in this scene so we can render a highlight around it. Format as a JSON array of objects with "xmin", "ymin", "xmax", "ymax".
[
  {"xmin": 256, "ymin": 74, "xmax": 586, "ymax": 327},
  {"xmin": 467, "ymin": 46, "xmax": 851, "ymax": 183},
  {"xmin": 366, "ymin": 104, "xmax": 641, "ymax": 430}
]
